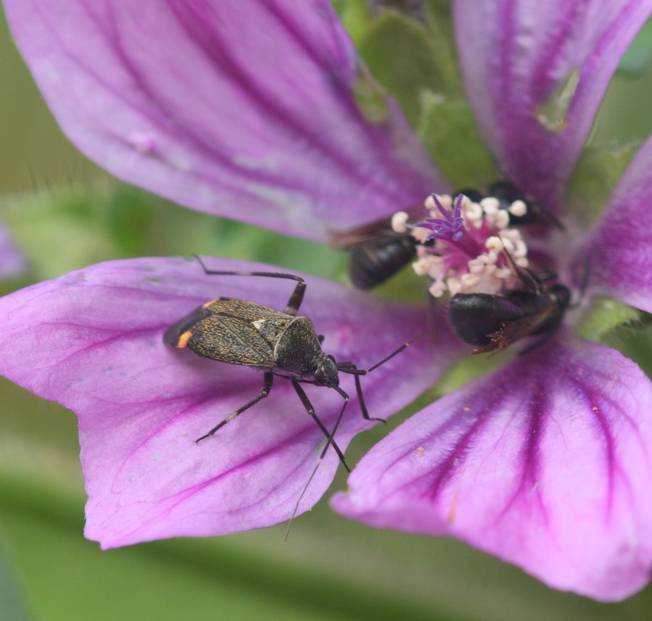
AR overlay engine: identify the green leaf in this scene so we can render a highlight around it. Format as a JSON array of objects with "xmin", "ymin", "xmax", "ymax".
[
  {"xmin": 357, "ymin": 7, "xmax": 461, "ymax": 127},
  {"xmin": 566, "ymin": 142, "xmax": 640, "ymax": 225},
  {"xmin": 334, "ymin": 0, "xmax": 373, "ymax": 46},
  {"xmin": 423, "ymin": 0, "xmax": 460, "ymax": 89},
  {"xmin": 618, "ymin": 18, "xmax": 652, "ymax": 76},
  {"xmin": 418, "ymin": 92, "xmax": 498, "ymax": 188},
  {"xmin": 0, "ymin": 533, "xmax": 33, "ymax": 621},
  {"xmin": 2, "ymin": 188, "xmax": 121, "ymax": 279},
  {"xmin": 1, "ymin": 184, "xmax": 347, "ymax": 284},
  {"xmin": 536, "ymin": 70, "xmax": 580, "ymax": 133},
  {"xmin": 577, "ymin": 297, "xmax": 642, "ymax": 342}
]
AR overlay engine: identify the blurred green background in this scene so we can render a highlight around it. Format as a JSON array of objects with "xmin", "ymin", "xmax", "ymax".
[{"xmin": 3, "ymin": 2, "xmax": 652, "ymax": 620}]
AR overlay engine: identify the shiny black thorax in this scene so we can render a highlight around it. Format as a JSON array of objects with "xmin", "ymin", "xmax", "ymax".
[{"xmin": 449, "ymin": 284, "xmax": 571, "ymax": 350}]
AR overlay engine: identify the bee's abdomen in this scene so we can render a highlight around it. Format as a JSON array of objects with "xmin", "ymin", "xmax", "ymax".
[{"xmin": 349, "ymin": 235, "xmax": 416, "ymax": 290}]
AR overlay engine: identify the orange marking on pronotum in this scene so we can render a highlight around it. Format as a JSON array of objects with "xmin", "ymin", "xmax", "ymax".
[{"xmin": 177, "ymin": 330, "xmax": 193, "ymax": 349}]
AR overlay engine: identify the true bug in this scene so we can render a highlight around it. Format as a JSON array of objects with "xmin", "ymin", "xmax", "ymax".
[
  {"xmin": 448, "ymin": 254, "xmax": 571, "ymax": 353},
  {"xmin": 164, "ymin": 256, "xmax": 408, "ymax": 471}
]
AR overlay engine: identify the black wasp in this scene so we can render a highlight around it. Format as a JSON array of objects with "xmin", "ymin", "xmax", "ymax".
[
  {"xmin": 334, "ymin": 181, "xmax": 552, "ymax": 291},
  {"xmin": 164, "ymin": 256, "xmax": 408, "ymax": 471},
  {"xmin": 448, "ymin": 255, "xmax": 571, "ymax": 353}
]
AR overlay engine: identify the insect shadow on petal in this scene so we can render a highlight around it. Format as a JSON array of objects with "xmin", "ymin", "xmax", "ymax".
[{"xmin": 164, "ymin": 256, "xmax": 410, "ymax": 472}]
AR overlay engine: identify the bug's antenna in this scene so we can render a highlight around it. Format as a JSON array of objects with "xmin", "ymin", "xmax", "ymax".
[
  {"xmin": 283, "ymin": 388, "xmax": 350, "ymax": 541},
  {"xmin": 284, "ymin": 460, "xmax": 322, "ymax": 542}
]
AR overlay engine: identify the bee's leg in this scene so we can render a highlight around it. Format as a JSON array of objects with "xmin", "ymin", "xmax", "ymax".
[{"xmin": 195, "ymin": 371, "xmax": 273, "ymax": 443}]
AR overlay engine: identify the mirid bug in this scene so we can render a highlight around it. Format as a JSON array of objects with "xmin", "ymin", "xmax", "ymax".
[
  {"xmin": 164, "ymin": 256, "xmax": 408, "ymax": 471},
  {"xmin": 448, "ymin": 256, "xmax": 571, "ymax": 353}
]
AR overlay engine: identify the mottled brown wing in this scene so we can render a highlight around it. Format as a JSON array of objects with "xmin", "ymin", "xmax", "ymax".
[
  {"xmin": 186, "ymin": 313, "xmax": 276, "ymax": 367},
  {"xmin": 202, "ymin": 298, "xmax": 284, "ymax": 322}
]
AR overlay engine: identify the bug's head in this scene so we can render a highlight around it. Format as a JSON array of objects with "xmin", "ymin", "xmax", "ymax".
[{"xmin": 314, "ymin": 353, "xmax": 339, "ymax": 387}]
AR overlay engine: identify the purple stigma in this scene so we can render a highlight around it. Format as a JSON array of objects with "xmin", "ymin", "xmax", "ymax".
[{"xmin": 417, "ymin": 194, "xmax": 465, "ymax": 242}]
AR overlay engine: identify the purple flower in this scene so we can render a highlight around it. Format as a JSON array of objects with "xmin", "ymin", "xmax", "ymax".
[
  {"xmin": 2, "ymin": 0, "xmax": 652, "ymax": 602},
  {"xmin": 0, "ymin": 0, "xmax": 455, "ymax": 553}
]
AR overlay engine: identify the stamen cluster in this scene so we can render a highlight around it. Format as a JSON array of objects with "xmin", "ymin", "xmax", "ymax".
[{"xmin": 392, "ymin": 193, "xmax": 531, "ymax": 298}]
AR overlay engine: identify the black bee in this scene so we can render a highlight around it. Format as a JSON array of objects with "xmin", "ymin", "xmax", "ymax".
[
  {"xmin": 330, "ymin": 210, "xmax": 424, "ymax": 290},
  {"xmin": 448, "ymin": 260, "xmax": 571, "ymax": 353}
]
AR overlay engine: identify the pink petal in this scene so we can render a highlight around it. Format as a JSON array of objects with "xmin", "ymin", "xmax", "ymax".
[
  {"xmin": 454, "ymin": 0, "xmax": 652, "ymax": 212},
  {"xmin": 4, "ymin": 0, "xmax": 441, "ymax": 239},
  {"xmin": 0, "ymin": 257, "xmax": 458, "ymax": 548},
  {"xmin": 333, "ymin": 337, "xmax": 652, "ymax": 601},
  {"xmin": 581, "ymin": 135, "xmax": 652, "ymax": 313}
]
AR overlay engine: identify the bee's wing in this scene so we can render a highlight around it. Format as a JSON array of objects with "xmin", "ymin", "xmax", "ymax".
[
  {"xmin": 479, "ymin": 304, "xmax": 558, "ymax": 352},
  {"xmin": 329, "ymin": 206, "xmax": 425, "ymax": 248}
]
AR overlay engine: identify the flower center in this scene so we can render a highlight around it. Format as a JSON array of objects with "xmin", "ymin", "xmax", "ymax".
[{"xmin": 392, "ymin": 192, "xmax": 531, "ymax": 298}]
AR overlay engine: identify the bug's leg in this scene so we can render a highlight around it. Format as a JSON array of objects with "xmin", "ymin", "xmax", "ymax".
[
  {"xmin": 291, "ymin": 379, "xmax": 350, "ymax": 472},
  {"xmin": 193, "ymin": 255, "xmax": 308, "ymax": 315},
  {"xmin": 320, "ymin": 385, "xmax": 349, "ymax": 459},
  {"xmin": 195, "ymin": 371, "xmax": 274, "ymax": 443},
  {"xmin": 337, "ymin": 342, "xmax": 412, "ymax": 424},
  {"xmin": 335, "ymin": 366, "xmax": 385, "ymax": 423},
  {"xmin": 283, "ymin": 280, "xmax": 306, "ymax": 316}
]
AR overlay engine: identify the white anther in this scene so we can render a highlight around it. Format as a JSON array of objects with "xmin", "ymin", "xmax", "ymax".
[
  {"xmin": 482, "ymin": 250, "xmax": 498, "ymax": 264},
  {"xmin": 481, "ymin": 197, "xmax": 499, "ymax": 214},
  {"xmin": 412, "ymin": 258, "xmax": 431, "ymax": 277},
  {"xmin": 461, "ymin": 273, "xmax": 480, "ymax": 288},
  {"xmin": 391, "ymin": 211, "xmax": 409, "ymax": 234},
  {"xmin": 494, "ymin": 210, "xmax": 510, "ymax": 229},
  {"xmin": 447, "ymin": 276, "xmax": 462, "ymax": 296},
  {"xmin": 429, "ymin": 280, "xmax": 446, "ymax": 298},
  {"xmin": 514, "ymin": 239, "xmax": 527, "ymax": 258},
  {"xmin": 463, "ymin": 200, "xmax": 483, "ymax": 221},
  {"xmin": 411, "ymin": 227, "xmax": 430, "ymax": 244},
  {"xmin": 500, "ymin": 236, "xmax": 515, "ymax": 252},
  {"xmin": 500, "ymin": 228, "xmax": 520, "ymax": 241},
  {"xmin": 437, "ymin": 194, "xmax": 453, "ymax": 210},
  {"xmin": 516, "ymin": 257, "xmax": 529, "ymax": 268},
  {"xmin": 468, "ymin": 258, "xmax": 485, "ymax": 274},
  {"xmin": 509, "ymin": 199, "xmax": 527, "ymax": 217},
  {"xmin": 495, "ymin": 267, "xmax": 512, "ymax": 279},
  {"xmin": 485, "ymin": 236, "xmax": 504, "ymax": 252}
]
